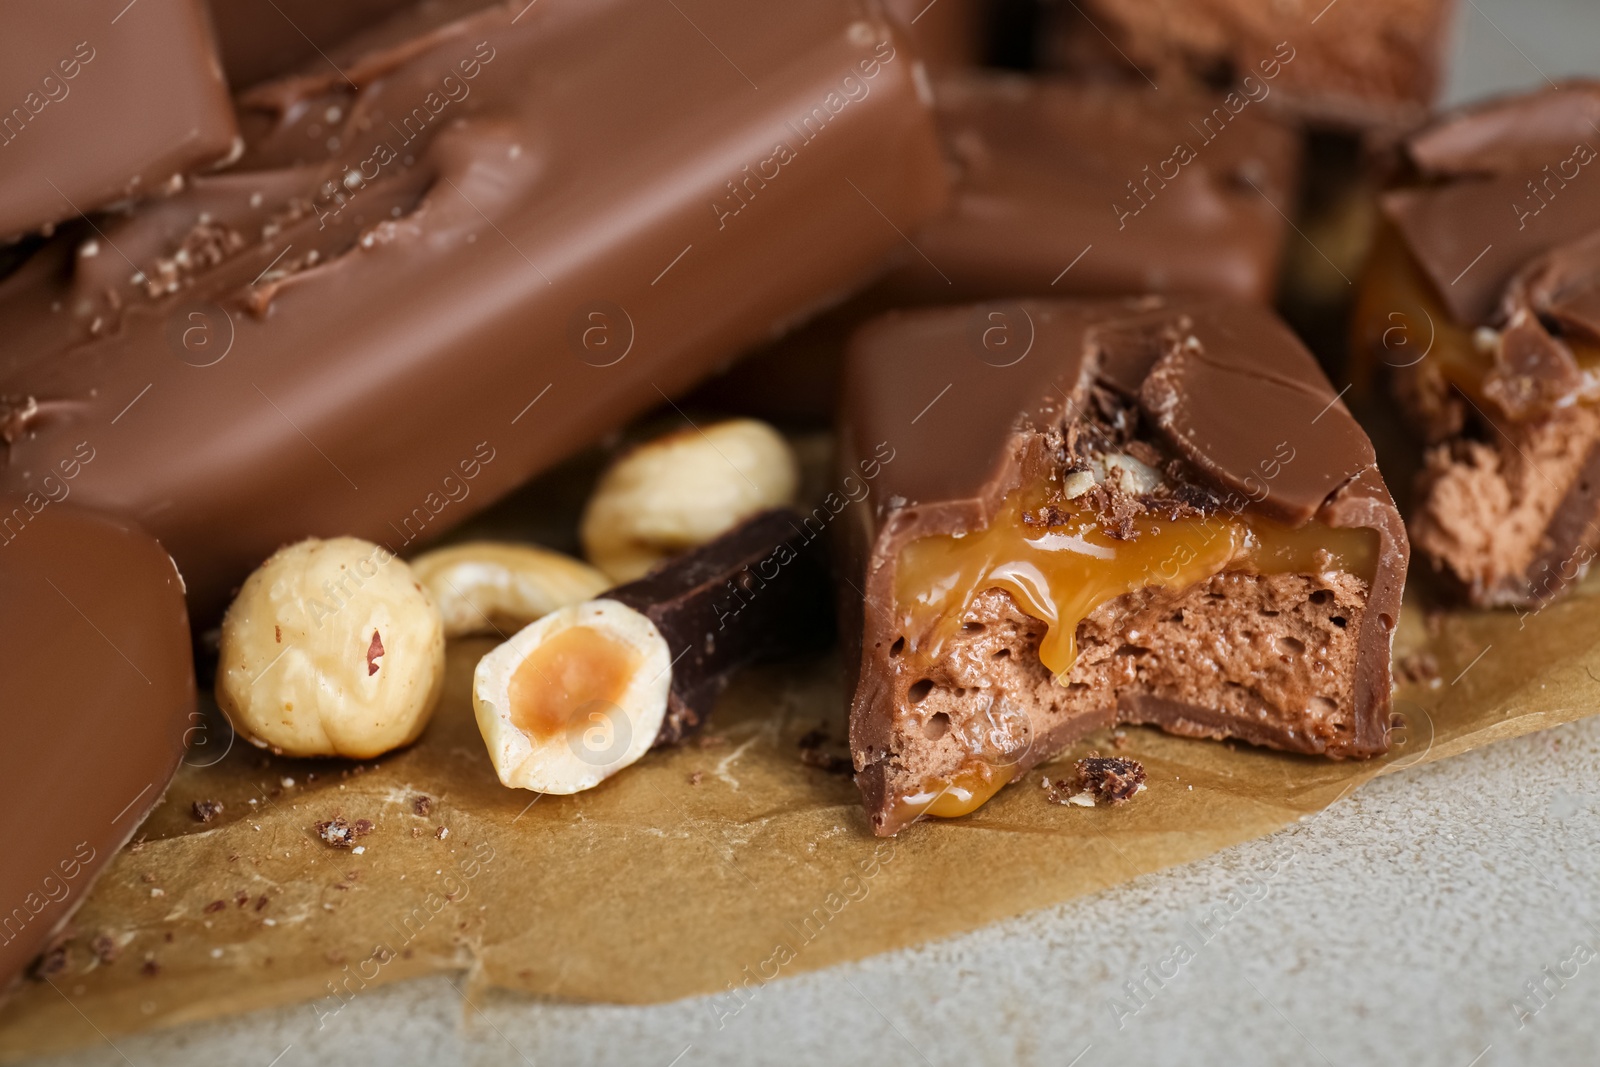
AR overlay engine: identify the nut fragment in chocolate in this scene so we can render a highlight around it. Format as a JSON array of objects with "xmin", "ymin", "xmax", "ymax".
[
  {"xmin": 1059, "ymin": 755, "xmax": 1148, "ymax": 806},
  {"xmin": 192, "ymin": 799, "xmax": 225, "ymax": 823},
  {"xmin": 215, "ymin": 538, "xmax": 445, "ymax": 759},
  {"xmin": 314, "ymin": 816, "xmax": 373, "ymax": 849}
]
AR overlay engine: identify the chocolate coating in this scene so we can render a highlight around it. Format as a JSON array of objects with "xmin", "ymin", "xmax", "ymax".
[
  {"xmin": 206, "ymin": 0, "xmax": 417, "ymax": 88},
  {"xmin": 838, "ymin": 299, "xmax": 1407, "ymax": 826},
  {"xmin": 0, "ymin": 0, "xmax": 948, "ymax": 620},
  {"xmin": 0, "ymin": 0, "xmax": 239, "ymax": 242},
  {"xmin": 0, "ymin": 505, "xmax": 195, "ymax": 996}
]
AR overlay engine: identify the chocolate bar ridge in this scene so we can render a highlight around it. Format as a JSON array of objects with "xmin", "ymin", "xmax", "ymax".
[
  {"xmin": 839, "ymin": 299, "xmax": 1407, "ymax": 835},
  {"xmin": 0, "ymin": 0, "xmax": 948, "ymax": 619}
]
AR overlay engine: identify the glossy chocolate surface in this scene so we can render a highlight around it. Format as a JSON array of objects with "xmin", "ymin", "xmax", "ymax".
[
  {"xmin": 0, "ymin": 0, "xmax": 948, "ymax": 619},
  {"xmin": 0, "ymin": 0, "xmax": 239, "ymax": 241},
  {"xmin": 0, "ymin": 506, "xmax": 195, "ymax": 995}
]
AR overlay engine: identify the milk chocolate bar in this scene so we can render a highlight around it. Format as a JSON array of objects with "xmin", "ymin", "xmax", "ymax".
[
  {"xmin": 0, "ymin": 505, "xmax": 196, "ymax": 994},
  {"xmin": 0, "ymin": 0, "xmax": 947, "ymax": 619},
  {"xmin": 0, "ymin": 0, "xmax": 239, "ymax": 241},
  {"xmin": 839, "ymin": 299, "xmax": 1407, "ymax": 835},
  {"xmin": 206, "ymin": 0, "xmax": 416, "ymax": 88},
  {"xmin": 1354, "ymin": 83, "xmax": 1600, "ymax": 608},
  {"xmin": 1040, "ymin": 0, "xmax": 1455, "ymax": 130},
  {"xmin": 886, "ymin": 73, "xmax": 1302, "ymax": 302},
  {"xmin": 689, "ymin": 72, "xmax": 1301, "ymax": 420},
  {"xmin": 607, "ymin": 509, "xmax": 833, "ymax": 746}
]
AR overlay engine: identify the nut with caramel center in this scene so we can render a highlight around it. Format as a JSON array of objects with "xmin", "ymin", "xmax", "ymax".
[
  {"xmin": 410, "ymin": 541, "xmax": 608, "ymax": 638},
  {"xmin": 215, "ymin": 537, "xmax": 445, "ymax": 759},
  {"xmin": 472, "ymin": 599, "xmax": 671, "ymax": 794},
  {"xmin": 580, "ymin": 418, "xmax": 799, "ymax": 583}
]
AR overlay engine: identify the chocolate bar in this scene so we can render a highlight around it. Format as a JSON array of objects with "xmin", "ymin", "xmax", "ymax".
[
  {"xmin": 689, "ymin": 72, "xmax": 1301, "ymax": 420},
  {"xmin": 1039, "ymin": 0, "xmax": 1455, "ymax": 130},
  {"xmin": 0, "ymin": 505, "xmax": 195, "ymax": 993},
  {"xmin": 0, "ymin": 0, "xmax": 948, "ymax": 619},
  {"xmin": 0, "ymin": 0, "xmax": 239, "ymax": 241},
  {"xmin": 1354, "ymin": 83, "xmax": 1600, "ymax": 608},
  {"xmin": 885, "ymin": 73, "xmax": 1301, "ymax": 302},
  {"xmin": 206, "ymin": 0, "xmax": 416, "ymax": 88},
  {"xmin": 609, "ymin": 509, "xmax": 834, "ymax": 745},
  {"xmin": 838, "ymin": 299, "xmax": 1407, "ymax": 835}
]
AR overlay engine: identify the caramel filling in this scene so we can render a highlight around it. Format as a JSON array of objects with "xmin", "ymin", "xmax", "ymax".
[
  {"xmin": 508, "ymin": 625, "xmax": 639, "ymax": 744},
  {"xmin": 895, "ymin": 490, "xmax": 1377, "ymax": 679},
  {"xmin": 1353, "ymin": 224, "xmax": 1600, "ymax": 402},
  {"xmin": 887, "ymin": 486, "xmax": 1377, "ymax": 821}
]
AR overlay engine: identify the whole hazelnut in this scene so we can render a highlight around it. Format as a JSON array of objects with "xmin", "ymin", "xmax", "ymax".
[{"xmin": 216, "ymin": 537, "xmax": 445, "ymax": 759}]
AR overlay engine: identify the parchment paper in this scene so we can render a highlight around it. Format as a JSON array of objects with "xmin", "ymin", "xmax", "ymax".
[{"xmin": 4, "ymin": 439, "xmax": 1599, "ymax": 1062}]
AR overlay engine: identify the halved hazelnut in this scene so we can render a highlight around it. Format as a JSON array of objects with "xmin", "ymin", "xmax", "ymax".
[
  {"xmin": 410, "ymin": 541, "xmax": 609, "ymax": 638},
  {"xmin": 472, "ymin": 599, "xmax": 671, "ymax": 794}
]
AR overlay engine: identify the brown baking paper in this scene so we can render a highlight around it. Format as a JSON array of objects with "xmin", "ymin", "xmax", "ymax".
[{"xmin": 4, "ymin": 446, "xmax": 1600, "ymax": 1061}]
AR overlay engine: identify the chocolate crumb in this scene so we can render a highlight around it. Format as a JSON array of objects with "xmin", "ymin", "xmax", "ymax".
[
  {"xmin": 1396, "ymin": 651, "xmax": 1441, "ymax": 687},
  {"xmin": 90, "ymin": 935, "xmax": 119, "ymax": 964},
  {"xmin": 30, "ymin": 944, "xmax": 69, "ymax": 981},
  {"xmin": 140, "ymin": 959, "xmax": 160, "ymax": 978},
  {"xmin": 255, "ymin": 895, "xmax": 269, "ymax": 912},
  {"xmin": 315, "ymin": 815, "xmax": 372, "ymax": 849},
  {"xmin": 688, "ymin": 770, "xmax": 704, "ymax": 786},
  {"xmin": 435, "ymin": 826, "xmax": 449, "ymax": 840},
  {"xmin": 192, "ymin": 799, "xmax": 224, "ymax": 823},
  {"xmin": 1076, "ymin": 754, "xmax": 1148, "ymax": 805},
  {"xmin": 412, "ymin": 795, "xmax": 432, "ymax": 816},
  {"xmin": 203, "ymin": 899, "xmax": 226, "ymax": 914},
  {"xmin": 411, "ymin": 827, "xmax": 423, "ymax": 838}
]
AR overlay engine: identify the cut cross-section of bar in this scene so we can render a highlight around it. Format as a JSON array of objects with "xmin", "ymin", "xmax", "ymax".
[{"xmin": 839, "ymin": 299, "xmax": 1408, "ymax": 835}]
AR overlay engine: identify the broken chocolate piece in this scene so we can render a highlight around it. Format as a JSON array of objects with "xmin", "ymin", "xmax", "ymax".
[
  {"xmin": 840, "ymin": 299, "xmax": 1407, "ymax": 835},
  {"xmin": 0, "ymin": 0, "xmax": 948, "ymax": 621},
  {"xmin": 0, "ymin": 0, "xmax": 239, "ymax": 241},
  {"xmin": 1355, "ymin": 83, "xmax": 1600, "ymax": 607},
  {"xmin": 0, "ymin": 505, "xmax": 195, "ymax": 996},
  {"xmin": 1071, "ymin": 754, "xmax": 1148, "ymax": 805},
  {"xmin": 608, "ymin": 510, "xmax": 833, "ymax": 746}
]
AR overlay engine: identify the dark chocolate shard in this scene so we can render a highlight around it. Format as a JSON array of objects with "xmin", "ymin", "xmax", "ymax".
[
  {"xmin": 839, "ymin": 299, "xmax": 1407, "ymax": 836},
  {"xmin": 0, "ymin": 505, "xmax": 195, "ymax": 997},
  {"xmin": 607, "ymin": 509, "xmax": 833, "ymax": 746}
]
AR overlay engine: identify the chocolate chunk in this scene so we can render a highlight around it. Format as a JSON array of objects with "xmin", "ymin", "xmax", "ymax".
[
  {"xmin": 1038, "ymin": 0, "xmax": 1452, "ymax": 130},
  {"xmin": 0, "ymin": 1, "xmax": 239, "ymax": 241},
  {"xmin": 314, "ymin": 816, "xmax": 371, "ymax": 849},
  {"xmin": 0, "ymin": 0, "xmax": 948, "ymax": 621},
  {"xmin": 839, "ymin": 299, "xmax": 1407, "ymax": 835},
  {"xmin": 607, "ymin": 510, "xmax": 833, "ymax": 746},
  {"xmin": 1359, "ymin": 84, "xmax": 1600, "ymax": 607},
  {"xmin": 192, "ymin": 799, "xmax": 225, "ymax": 824},
  {"xmin": 0, "ymin": 506, "xmax": 195, "ymax": 996}
]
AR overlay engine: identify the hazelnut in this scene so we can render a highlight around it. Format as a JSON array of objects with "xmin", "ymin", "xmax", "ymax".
[
  {"xmin": 216, "ymin": 537, "xmax": 445, "ymax": 759},
  {"xmin": 472, "ymin": 599, "xmax": 671, "ymax": 794},
  {"xmin": 410, "ymin": 541, "xmax": 608, "ymax": 638},
  {"xmin": 579, "ymin": 418, "xmax": 798, "ymax": 582}
]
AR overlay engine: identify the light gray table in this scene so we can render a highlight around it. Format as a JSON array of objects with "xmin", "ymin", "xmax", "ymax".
[{"xmin": 23, "ymin": 1, "xmax": 1600, "ymax": 1063}]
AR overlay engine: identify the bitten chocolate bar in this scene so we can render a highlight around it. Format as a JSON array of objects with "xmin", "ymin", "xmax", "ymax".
[
  {"xmin": 0, "ymin": 506, "xmax": 195, "ymax": 995},
  {"xmin": 1354, "ymin": 83, "xmax": 1600, "ymax": 609},
  {"xmin": 0, "ymin": 0, "xmax": 947, "ymax": 618},
  {"xmin": 0, "ymin": 0, "xmax": 239, "ymax": 241},
  {"xmin": 838, "ymin": 299, "xmax": 1407, "ymax": 835}
]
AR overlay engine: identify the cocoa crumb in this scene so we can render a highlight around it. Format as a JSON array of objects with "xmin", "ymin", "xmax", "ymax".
[
  {"xmin": 30, "ymin": 944, "xmax": 69, "ymax": 981},
  {"xmin": 1396, "ymin": 651, "xmax": 1440, "ymax": 687},
  {"xmin": 797, "ymin": 726, "xmax": 853, "ymax": 774},
  {"xmin": 203, "ymin": 900, "xmax": 227, "ymax": 914},
  {"xmin": 314, "ymin": 815, "xmax": 372, "ymax": 849},
  {"xmin": 90, "ymin": 934, "xmax": 119, "ymax": 964},
  {"xmin": 412, "ymin": 795, "xmax": 432, "ymax": 817},
  {"xmin": 1046, "ymin": 753, "xmax": 1148, "ymax": 806},
  {"xmin": 411, "ymin": 827, "xmax": 424, "ymax": 838},
  {"xmin": 140, "ymin": 958, "xmax": 160, "ymax": 978},
  {"xmin": 255, "ymin": 895, "xmax": 269, "ymax": 912},
  {"xmin": 192, "ymin": 799, "xmax": 225, "ymax": 823},
  {"xmin": 234, "ymin": 890, "xmax": 250, "ymax": 908}
]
